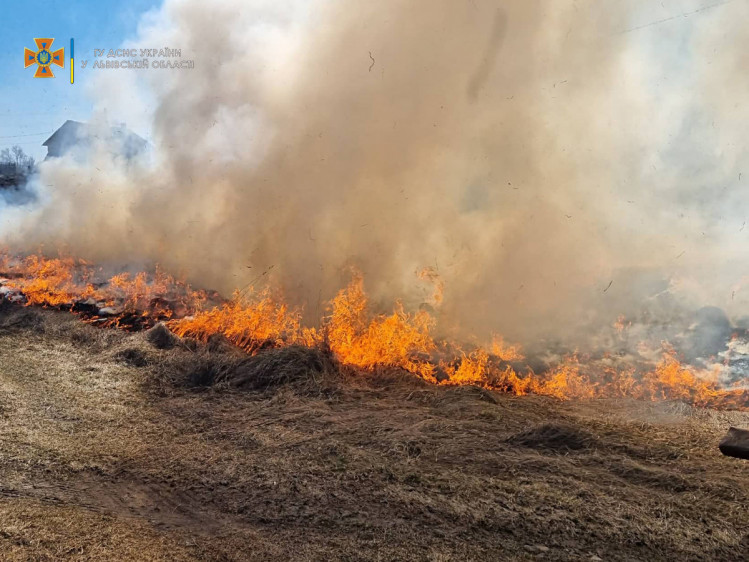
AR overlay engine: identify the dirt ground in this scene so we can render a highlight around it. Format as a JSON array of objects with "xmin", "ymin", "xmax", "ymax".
[{"xmin": 0, "ymin": 303, "xmax": 747, "ymax": 561}]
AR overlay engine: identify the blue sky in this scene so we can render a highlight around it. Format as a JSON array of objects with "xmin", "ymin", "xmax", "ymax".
[{"xmin": 0, "ymin": 0, "xmax": 160, "ymax": 160}]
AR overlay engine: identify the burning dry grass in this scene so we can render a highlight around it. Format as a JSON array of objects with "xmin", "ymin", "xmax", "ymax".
[
  {"xmin": 1, "ymin": 252, "xmax": 747, "ymax": 410},
  {"xmin": 169, "ymin": 275, "xmax": 748, "ymax": 409},
  {"xmin": 0, "ymin": 304, "xmax": 748, "ymax": 560},
  {"xmin": 0, "ymin": 253, "xmax": 210, "ymax": 329}
]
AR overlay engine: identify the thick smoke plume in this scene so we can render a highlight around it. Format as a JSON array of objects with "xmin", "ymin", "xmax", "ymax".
[{"xmin": 4, "ymin": 0, "xmax": 749, "ymax": 344}]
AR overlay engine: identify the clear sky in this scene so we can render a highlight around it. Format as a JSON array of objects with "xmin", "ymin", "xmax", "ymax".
[{"xmin": 0, "ymin": 0, "xmax": 160, "ymax": 161}]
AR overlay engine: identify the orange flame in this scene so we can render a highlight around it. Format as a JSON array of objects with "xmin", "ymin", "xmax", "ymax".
[
  {"xmin": 0, "ymin": 252, "xmax": 746, "ymax": 410},
  {"xmin": 170, "ymin": 288, "xmax": 312, "ymax": 353},
  {"xmin": 7, "ymin": 255, "xmax": 94, "ymax": 306},
  {"xmin": 326, "ymin": 274, "xmax": 436, "ymax": 378}
]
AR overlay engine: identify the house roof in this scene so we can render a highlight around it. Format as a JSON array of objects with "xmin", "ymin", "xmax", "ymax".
[
  {"xmin": 42, "ymin": 120, "xmax": 148, "ymax": 150},
  {"xmin": 42, "ymin": 120, "xmax": 86, "ymax": 147}
]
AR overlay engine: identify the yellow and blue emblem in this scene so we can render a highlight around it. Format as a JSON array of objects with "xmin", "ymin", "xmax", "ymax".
[{"xmin": 24, "ymin": 38, "xmax": 64, "ymax": 78}]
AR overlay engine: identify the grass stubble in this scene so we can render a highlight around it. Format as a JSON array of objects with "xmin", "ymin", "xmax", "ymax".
[{"xmin": 0, "ymin": 301, "xmax": 746, "ymax": 561}]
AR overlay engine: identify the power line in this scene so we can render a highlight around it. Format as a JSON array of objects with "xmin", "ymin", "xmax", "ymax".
[
  {"xmin": 617, "ymin": 0, "xmax": 737, "ymax": 35},
  {"xmin": 1, "ymin": 140, "xmax": 46, "ymax": 145},
  {"xmin": 0, "ymin": 131, "xmax": 53, "ymax": 139}
]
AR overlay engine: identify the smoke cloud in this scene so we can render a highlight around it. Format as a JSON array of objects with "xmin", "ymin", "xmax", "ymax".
[{"xmin": 5, "ymin": 0, "xmax": 749, "ymax": 344}]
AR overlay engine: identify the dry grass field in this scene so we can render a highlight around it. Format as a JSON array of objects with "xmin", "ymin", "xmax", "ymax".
[{"xmin": 0, "ymin": 301, "xmax": 747, "ymax": 561}]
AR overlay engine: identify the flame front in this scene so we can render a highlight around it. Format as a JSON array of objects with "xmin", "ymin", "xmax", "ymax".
[{"xmin": 0, "ymin": 252, "xmax": 745, "ymax": 410}]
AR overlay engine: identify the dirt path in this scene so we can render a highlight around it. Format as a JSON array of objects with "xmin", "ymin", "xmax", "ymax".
[{"xmin": 1, "ymin": 475, "xmax": 224, "ymax": 532}]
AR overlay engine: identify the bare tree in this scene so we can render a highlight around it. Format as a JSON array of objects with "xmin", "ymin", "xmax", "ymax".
[
  {"xmin": 11, "ymin": 145, "xmax": 24, "ymax": 167},
  {"xmin": 1, "ymin": 146, "xmax": 35, "ymax": 171}
]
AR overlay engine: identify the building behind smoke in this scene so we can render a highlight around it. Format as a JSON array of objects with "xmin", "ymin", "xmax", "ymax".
[{"xmin": 42, "ymin": 120, "xmax": 147, "ymax": 161}]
